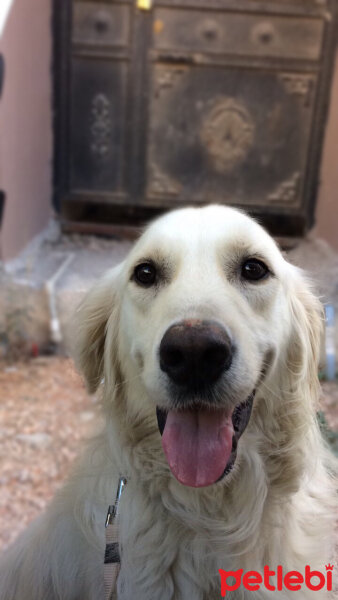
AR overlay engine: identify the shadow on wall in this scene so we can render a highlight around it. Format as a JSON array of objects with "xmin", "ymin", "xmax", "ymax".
[
  {"xmin": 0, "ymin": 10, "xmax": 5, "ymax": 227},
  {"xmin": 0, "ymin": 52, "xmax": 5, "ymax": 228}
]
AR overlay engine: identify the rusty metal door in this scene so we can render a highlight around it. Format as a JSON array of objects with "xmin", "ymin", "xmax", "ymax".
[{"xmin": 54, "ymin": 0, "xmax": 338, "ymax": 235}]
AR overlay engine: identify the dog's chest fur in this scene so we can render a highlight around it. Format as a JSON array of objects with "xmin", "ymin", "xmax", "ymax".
[
  {"xmin": 115, "ymin": 475, "xmax": 253, "ymax": 599},
  {"xmin": 113, "ymin": 470, "xmax": 332, "ymax": 600},
  {"xmin": 116, "ymin": 480, "xmax": 234, "ymax": 599}
]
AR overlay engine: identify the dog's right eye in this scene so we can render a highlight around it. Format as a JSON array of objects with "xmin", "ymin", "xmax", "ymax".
[
  {"xmin": 133, "ymin": 263, "xmax": 157, "ymax": 287},
  {"xmin": 241, "ymin": 258, "xmax": 269, "ymax": 282}
]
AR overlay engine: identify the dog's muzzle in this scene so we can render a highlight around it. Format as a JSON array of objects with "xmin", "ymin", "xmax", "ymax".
[{"xmin": 157, "ymin": 320, "xmax": 254, "ymax": 488}]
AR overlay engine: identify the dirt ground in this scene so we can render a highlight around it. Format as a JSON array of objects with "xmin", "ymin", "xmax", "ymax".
[
  {"xmin": 0, "ymin": 356, "xmax": 337, "ymax": 553},
  {"xmin": 0, "ymin": 357, "xmax": 100, "ymax": 551}
]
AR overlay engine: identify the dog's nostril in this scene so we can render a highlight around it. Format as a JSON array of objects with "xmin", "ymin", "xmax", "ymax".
[
  {"xmin": 204, "ymin": 344, "xmax": 229, "ymax": 368},
  {"xmin": 161, "ymin": 347, "xmax": 183, "ymax": 368}
]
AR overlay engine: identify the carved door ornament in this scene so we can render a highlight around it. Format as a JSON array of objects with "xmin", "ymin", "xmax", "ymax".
[
  {"xmin": 90, "ymin": 94, "xmax": 112, "ymax": 161},
  {"xmin": 279, "ymin": 74, "xmax": 316, "ymax": 107},
  {"xmin": 201, "ymin": 98, "xmax": 255, "ymax": 172}
]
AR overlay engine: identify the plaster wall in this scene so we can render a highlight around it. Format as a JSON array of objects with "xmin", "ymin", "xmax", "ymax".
[{"xmin": 0, "ymin": 0, "xmax": 52, "ymax": 261}]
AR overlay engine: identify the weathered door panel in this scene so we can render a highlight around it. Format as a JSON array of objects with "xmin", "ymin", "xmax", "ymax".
[
  {"xmin": 153, "ymin": 9, "xmax": 324, "ymax": 61},
  {"xmin": 72, "ymin": 2, "xmax": 131, "ymax": 48},
  {"xmin": 147, "ymin": 65, "xmax": 316, "ymax": 207},
  {"xmin": 70, "ymin": 57, "xmax": 128, "ymax": 193}
]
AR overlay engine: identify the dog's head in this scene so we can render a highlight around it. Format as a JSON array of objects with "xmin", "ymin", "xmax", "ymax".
[{"xmin": 74, "ymin": 205, "xmax": 322, "ymax": 489}]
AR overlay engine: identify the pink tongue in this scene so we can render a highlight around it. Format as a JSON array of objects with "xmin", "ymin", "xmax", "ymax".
[{"xmin": 162, "ymin": 409, "xmax": 234, "ymax": 487}]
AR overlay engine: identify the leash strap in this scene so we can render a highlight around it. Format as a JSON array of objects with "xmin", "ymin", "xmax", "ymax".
[
  {"xmin": 104, "ymin": 477, "xmax": 127, "ymax": 600},
  {"xmin": 104, "ymin": 521, "xmax": 120, "ymax": 600}
]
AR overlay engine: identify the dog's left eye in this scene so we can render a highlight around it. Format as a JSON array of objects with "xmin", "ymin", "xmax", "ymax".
[
  {"xmin": 133, "ymin": 263, "xmax": 157, "ymax": 286},
  {"xmin": 241, "ymin": 259, "xmax": 269, "ymax": 282}
]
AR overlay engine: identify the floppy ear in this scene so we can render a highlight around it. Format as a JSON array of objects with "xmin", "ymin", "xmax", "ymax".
[
  {"xmin": 73, "ymin": 264, "xmax": 123, "ymax": 394},
  {"xmin": 286, "ymin": 268, "xmax": 323, "ymax": 407},
  {"xmin": 261, "ymin": 269, "xmax": 324, "ymax": 494}
]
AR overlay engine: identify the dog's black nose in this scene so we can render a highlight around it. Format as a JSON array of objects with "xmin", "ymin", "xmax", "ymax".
[{"xmin": 159, "ymin": 320, "xmax": 233, "ymax": 388}]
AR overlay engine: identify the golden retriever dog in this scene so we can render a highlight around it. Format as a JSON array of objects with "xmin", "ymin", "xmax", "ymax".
[{"xmin": 0, "ymin": 205, "xmax": 336, "ymax": 599}]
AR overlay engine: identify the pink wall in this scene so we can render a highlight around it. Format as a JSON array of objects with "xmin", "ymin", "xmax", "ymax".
[
  {"xmin": 316, "ymin": 51, "xmax": 338, "ymax": 251},
  {"xmin": 0, "ymin": 0, "xmax": 52, "ymax": 261}
]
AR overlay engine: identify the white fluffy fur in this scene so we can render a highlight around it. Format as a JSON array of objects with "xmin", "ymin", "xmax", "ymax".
[{"xmin": 0, "ymin": 205, "xmax": 336, "ymax": 599}]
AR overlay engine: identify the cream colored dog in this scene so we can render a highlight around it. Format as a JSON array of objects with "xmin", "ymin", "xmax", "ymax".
[{"xmin": 0, "ymin": 205, "xmax": 336, "ymax": 599}]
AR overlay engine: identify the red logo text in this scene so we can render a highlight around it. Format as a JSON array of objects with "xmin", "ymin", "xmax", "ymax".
[{"xmin": 219, "ymin": 565, "xmax": 334, "ymax": 596}]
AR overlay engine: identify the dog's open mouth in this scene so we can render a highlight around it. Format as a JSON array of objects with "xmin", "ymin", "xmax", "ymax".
[{"xmin": 156, "ymin": 392, "xmax": 255, "ymax": 488}]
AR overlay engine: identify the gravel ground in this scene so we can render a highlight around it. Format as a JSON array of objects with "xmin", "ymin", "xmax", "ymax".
[
  {"xmin": 0, "ymin": 357, "xmax": 337, "ymax": 553},
  {"xmin": 0, "ymin": 357, "xmax": 100, "ymax": 551}
]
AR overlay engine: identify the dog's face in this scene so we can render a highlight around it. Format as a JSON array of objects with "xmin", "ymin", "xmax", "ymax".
[{"xmin": 75, "ymin": 205, "xmax": 321, "ymax": 489}]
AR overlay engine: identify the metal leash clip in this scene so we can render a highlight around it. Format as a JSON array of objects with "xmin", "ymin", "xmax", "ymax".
[{"xmin": 105, "ymin": 477, "xmax": 127, "ymax": 527}]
